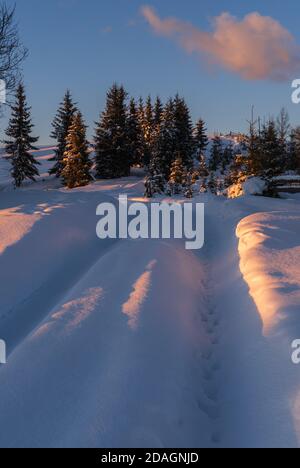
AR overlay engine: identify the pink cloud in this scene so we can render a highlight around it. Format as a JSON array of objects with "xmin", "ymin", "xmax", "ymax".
[{"xmin": 141, "ymin": 6, "xmax": 300, "ymax": 81}]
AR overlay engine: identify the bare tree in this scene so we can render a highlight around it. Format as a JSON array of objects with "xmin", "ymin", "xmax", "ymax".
[{"xmin": 0, "ymin": 3, "xmax": 28, "ymax": 106}]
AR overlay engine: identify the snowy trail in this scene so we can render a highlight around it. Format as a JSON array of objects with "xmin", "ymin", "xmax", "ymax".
[
  {"xmin": 1, "ymin": 160, "xmax": 300, "ymax": 447},
  {"xmin": 0, "ymin": 237, "xmax": 219, "ymax": 448},
  {"xmin": 0, "ymin": 189, "xmax": 119, "ymax": 353}
]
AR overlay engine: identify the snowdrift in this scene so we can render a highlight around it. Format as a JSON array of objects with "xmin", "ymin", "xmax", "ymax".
[{"xmin": 236, "ymin": 211, "xmax": 300, "ymax": 337}]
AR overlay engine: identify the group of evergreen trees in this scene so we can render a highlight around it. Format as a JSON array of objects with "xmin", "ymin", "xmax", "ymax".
[
  {"xmin": 197, "ymin": 110, "xmax": 300, "ymax": 196},
  {"xmin": 246, "ymin": 109, "xmax": 300, "ymax": 180},
  {"xmin": 94, "ymin": 86, "xmax": 200, "ymax": 195},
  {"xmin": 4, "ymin": 84, "xmax": 92, "ymax": 189},
  {"xmin": 4, "ymin": 82, "xmax": 207, "ymax": 192},
  {"xmin": 3, "ymin": 82, "xmax": 300, "ymax": 195}
]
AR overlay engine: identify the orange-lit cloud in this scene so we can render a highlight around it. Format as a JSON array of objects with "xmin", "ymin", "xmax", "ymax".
[{"xmin": 141, "ymin": 6, "xmax": 300, "ymax": 81}]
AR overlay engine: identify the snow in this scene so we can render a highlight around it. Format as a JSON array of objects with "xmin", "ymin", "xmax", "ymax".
[
  {"xmin": 237, "ymin": 210, "xmax": 300, "ymax": 336},
  {"xmin": 1, "ymin": 149, "xmax": 300, "ymax": 447},
  {"xmin": 243, "ymin": 177, "xmax": 267, "ymax": 196},
  {"xmin": 236, "ymin": 207, "xmax": 300, "ymax": 447},
  {"xmin": 273, "ymin": 175, "xmax": 300, "ymax": 181},
  {"xmin": 227, "ymin": 176, "xmax": 267, "ymax": 199}
]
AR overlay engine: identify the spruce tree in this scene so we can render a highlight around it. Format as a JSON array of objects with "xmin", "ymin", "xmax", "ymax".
[
  {"xmin": 127, "ymin": 98, "xmax": 143, "ymax": 166},
  {"xmin": 198, "ymin": 154, "xmax": 209, "ymax": 178},
  {"xmin": 49, "ymin": 90, "xmax": 77, "ymax": 177},
  {"xmin": 209, "ymin": 135, "xmax": 223, "ymax": 172},
  {"xmin": 168, "ymin": 156, "xmax": 185, "ymax": 195},
  {"xmin": 260, "ymin": 120, "xmax": 282, "ymax": 180},
  {"xmin": 173, "ymin": 95, "xmax": 194, "ymax": 170},
  {"xmin": 4, "ymin": 83, "xmax": 40, "ymax": 188},
  {"xmin": 95, "ymin": 84, "xmax": 130, "ymax": 179},
  {"xmin": 153, "ymin": 96, "xmax": 163, "ymax": 128},
  {"xmin": 138, "ymin": 97, "xmax": 145, "ymax": 128},
  {"xmin": 184, "ymin": 171, "xmax": 194, "ymax": 198},
  {"xmin": 228, "ymin": 154, "xmax": 246, "ymax": 186},
  {"xmin": 144, "ymin": 156, "xmax": 165, "ymax": 198},
  {"xmin": 154, "ymin": 98, "xmax": 176, "ymax": 179},
  {"xmin": 140, "ymin": 96, "xmax": 154, "ymax": 167},
  {"xmin": 61, "ymin": 112, "xmax": 92, "ymax": 189},
  {"xmin": 194, "ymin": 119, "xmax": 208, "ymax": 162},
  {"xmin": 289, "ymin": 127, "xmax": 300, "ymax": 173}
]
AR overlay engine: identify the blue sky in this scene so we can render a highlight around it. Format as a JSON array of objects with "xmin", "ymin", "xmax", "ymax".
[{"xmin": 2, "ymin": 0, "xmax": 300, "ymax": 144}]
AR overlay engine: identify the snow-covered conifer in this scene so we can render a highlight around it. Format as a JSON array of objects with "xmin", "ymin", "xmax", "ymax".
[
  {"xmin": 194, "ymin": 119, "xmax": 208, "ymax": 162},
  {"xmin": 95, "ymin": 84, "xmax": 130, "ymax": 179},
  {"xmin": 4, "ymin": 83, "xmax": 40, "ymax": 187},
  {"xmin": 157, "ymin": 98, "xmax": 176, "ymax": 179},
  {"xmin": 184, "ymin": 171, "xmax": 194, "ymax": 198},
  {"xmin": 144, "ymin": 136, "xmax": 165, "ymax": 197},
  {"xmin": 139, "ymin": 96, "xmax": 154, "ymax": 167},
  {"xmin": 288, "ymin": 127, "xmax": 300, "ymax": 173},
  {"xmin": 61, "ymin": 112, "xmax": 92, "ymax": 189},
  {"xmin": 49, "ymin": 90, "xmax": 77, "ymax": 177},
  {"xmin": 168, "ymin": 156, "xmax": 185, "ymax": 195},
  {"xmin": 173, "ymin": 95, "xmax": 194, "ymax": 170},
  {"xmin": 209, "ymin": 135, "xmax": 223, "ymax": 172},
  {"xmin": 153, "ymin": 96, "xmax": 163, "ymax": 128},
  {"xmin": 127, "ymin": 98, "xmax": 143, "ymax": 167},
  {"xmin": 260, "ymin": 120, "xmax": 282, "ymax": 180}
]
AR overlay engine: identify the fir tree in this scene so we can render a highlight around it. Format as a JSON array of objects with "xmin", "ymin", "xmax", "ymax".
[
  {"xmin": 140, "ymin": 95, "xmax": 154, "ymax": 167},
  {"xmin": 95, "ymin": 84, "xmax": 130, "ymax": 179},
  {"xmin": 137, "ymin": 97, "xmax": 145, "ymax": 127},
  {"xmin": 228, "ymin": 154, "xmax": 246, "ymax": 186},
  {"xmin": 127, "ymin": 98, "xmax": 143, "ymax": 166},
  {"xmin": 260, "ymin": 120, "xmax": 283, "ymax": 180},
  {"xmin": 49, "ymin": 90, "xmax": 77, "ymax": 177},
  {"xmin": 144, "ymin": 159, "xmax": 165, "ymax": 198},
  {"xmin": 173, "ymin": 94, "xmax": 194, "ymax": 170},
  {"xmin": 289, "ymin": 128, "xmax": 300, "ymax": 173},
  {"xmin": 4, "ymin": 83, "xmax": 40, "ymax": 188},
  {"xmin": 153, "ymin": 96, "xmax": 163, "ymax": 128},
  {"xmin": 144, "ymin": 123, "xmax": 166, "ymax": 197},
  {"xmin": 184, "ymin": 171, "xmax": 194, "ymax": 198},
  {"xmin": 194, "ymin": 119, "xmax": 208, "ymax": 162},
  {"xmin": 198, "ymin": 154, "xmax": 209, "ymax": 178},
  {"xmin": 168, "ymin": 156, "xmax": 185, "ymax": 195},
  {"xmin": 61, "ymin": 112, "xmax": 92, "ymax": 189},
  {"xmin": 155, "ymin": 98, "xmax": 177, "ymax": 179},
  {"xmin": 209, "ymin": 135, "xmax": 223, "ymax": 172}
]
